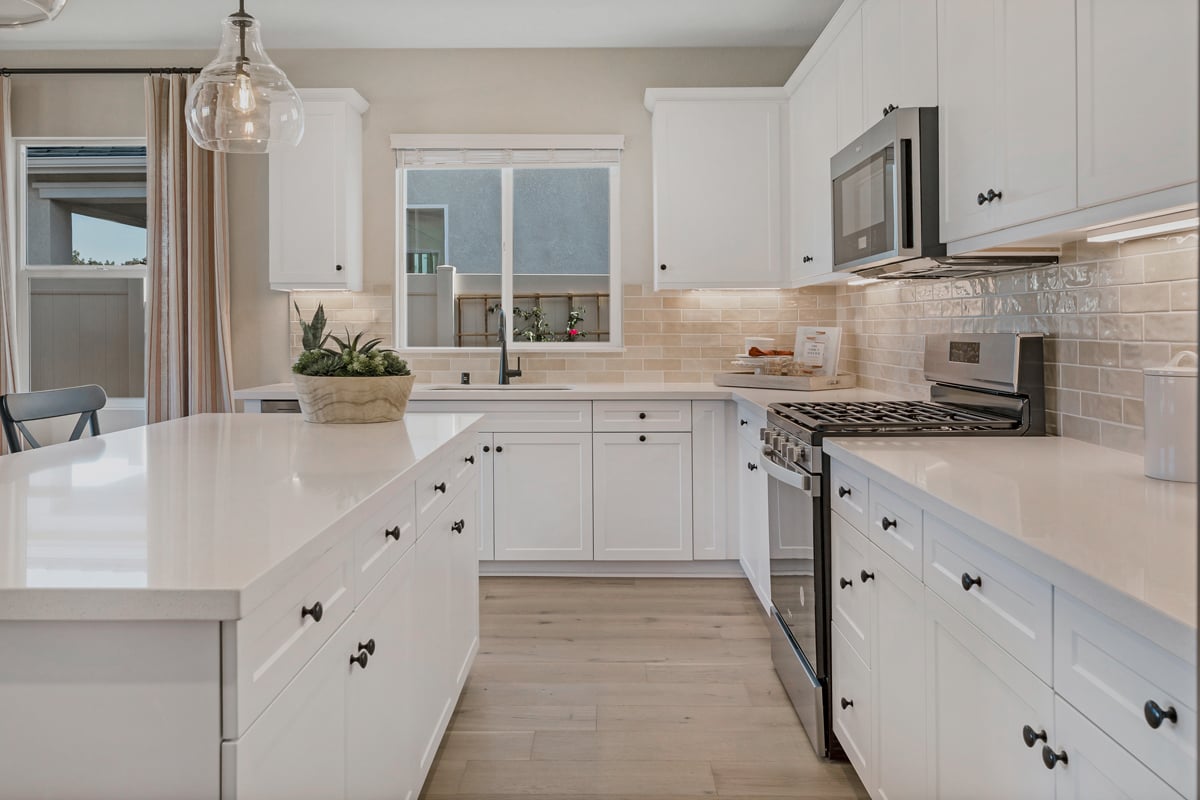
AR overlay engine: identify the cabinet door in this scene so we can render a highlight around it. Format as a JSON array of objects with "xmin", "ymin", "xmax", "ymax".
[
  {"xmin": 925, "ymin": 590, "xmax": 1054, "ymax": 800},
  {"xmin": 790, "ymin": 57, "xmax": 839, "ymax": 280},
  {"xmin": 593, "ymin": 432, "xmax": 693, "ymax": 560},
  {"xmin": 871, "ymin": 545, "xmax": 927, "ymax": 800},
  {"xmin": 347, "ymin": 550, "xmax": 418, "ymax": 800},
  {"xmin": 831, "ymin": 515, "xmax": 872, "ymax": 666},
  {"xmin": 994, "ymin": 0, "xmax": 1076, "ymax": 229},
  {"xmin": 833, "ymin": 621, "xmax": 873, "ymax": 781},
  {"xmin": 476, "ymin": 432, "xmax": 495, "ymax": 560},
  {"xmin": 448, "ymin": 486, "xmax": 481, "ymax": 689},
  {"xmin": 413, "ymin": 510, "xmax": 454, "ymax": 776},
  {"xmin": 653, "ymin": 100, "xmax": 783, "ymax": 289},
  {"xmin": 861, "ymin": 0, "xmax": 938, "ymax": 123},
  {"xmin": 223, "ymin": 620, "xmax": 352, "ymax": 800},
  {"xmin": 691, "ymin": 401, "xmax": 729, "ymax": 559},
  {"xmin": 493, "ymin": 432, "xmax": 593, "ymax": 560},
  {"xmin": 1053, "ymin": 697, "xmax": 1184, "ymax": 800},
  {"xmin": 1077, "ymin": 0, "xmax": 1199, "ymax": 206},
  {"xmin": 833, "ymin": 9, "xmax": 865, "ymax": 150},
  {"xmin": 937, "ymin": 0, "xmax": 999, "ymax": 241},
  {"xmin": 737, "ymin": 435, "xmax": 770, "ymax": 610}
]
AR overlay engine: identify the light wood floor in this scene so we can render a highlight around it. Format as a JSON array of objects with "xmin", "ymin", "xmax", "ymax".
[{"xmin": 420, "ymin": 576, "xmax": 869, "ymax": 799}]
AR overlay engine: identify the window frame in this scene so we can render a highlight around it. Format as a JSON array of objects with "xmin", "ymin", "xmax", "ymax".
[
  {"xmin": 405, "ymin": 203, "xmax": 450, "ymax": 274},
  {"xmin": 393, "ymin": 145, "xmax": 623, "ymax": 355},
  {"xmin": 14, "ymin": 136, "xmax": 149, "ymax": 407}
]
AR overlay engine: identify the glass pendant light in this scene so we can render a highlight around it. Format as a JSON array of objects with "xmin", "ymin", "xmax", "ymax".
[
  {"xmin": 185, "ymin": 0, "xmax": 304, "ymax": 154},
  {"xmin": 0, "ymin": 0, "xmax": 67, "ymax": 27}
]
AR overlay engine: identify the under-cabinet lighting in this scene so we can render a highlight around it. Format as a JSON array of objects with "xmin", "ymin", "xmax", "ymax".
[
  {"xmin": 1086, "ymin": 210, "xmax": 1199, "ymax": 243},
  {"xmin": 846, "ymin": 277, "xmax": 882, "ymax": 286}
]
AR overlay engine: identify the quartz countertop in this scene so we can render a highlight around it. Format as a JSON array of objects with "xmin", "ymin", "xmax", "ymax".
[
  {"xmin": 0, "ymin": 412, "xmax": 483, "ymax": 622},
  {"xmin": 824, "ymin": 436, "xmax": 1198, "ymax": 637},
  {"xmin": 233, "ymin": 381, "xmax": 898, "ymax": 411}
]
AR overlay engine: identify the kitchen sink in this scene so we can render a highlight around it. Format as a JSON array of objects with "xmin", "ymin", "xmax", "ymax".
[{"xmin": 422, "ymin": 384, "xmax": 575, "ymax": 391}]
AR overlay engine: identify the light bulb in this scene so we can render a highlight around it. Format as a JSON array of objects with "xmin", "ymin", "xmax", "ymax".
[{"xmin": 232, "ymin": 71, "xmax": 256, "ymax": 114}]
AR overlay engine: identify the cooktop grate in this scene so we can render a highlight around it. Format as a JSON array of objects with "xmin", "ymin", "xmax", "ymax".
[{"xmin": 769, "ymin": 400, "xmax": 1019, "ymax": 434}]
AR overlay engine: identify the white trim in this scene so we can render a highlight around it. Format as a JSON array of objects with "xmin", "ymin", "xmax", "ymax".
[
  {"xmin": 500, "ymin": 167, "xmax": 514, "ymax": 347},
  {"xmin": 643, "ymin": 86, "xmax": 789, "ymax": 112},
  {"xmin": 479, "ymin": 559, "xmax": 745, "ymax": 578},
  {"xmin": 296, "ymin": 88, "xmax": 369, "ymax": 115},
  {"xmin": 390, "ymin": 133, "xmax": 624, "ymax": 151}
]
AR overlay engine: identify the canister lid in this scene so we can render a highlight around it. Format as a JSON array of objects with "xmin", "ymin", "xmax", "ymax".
[{"xmin": 1144, "ymin": 351, "xmax": 1198, "ymax": 377}]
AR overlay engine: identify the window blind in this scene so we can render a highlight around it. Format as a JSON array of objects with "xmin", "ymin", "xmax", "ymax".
[{"xmin": 391, "ymin": 134, "xmax": 624, "ymax": 169}]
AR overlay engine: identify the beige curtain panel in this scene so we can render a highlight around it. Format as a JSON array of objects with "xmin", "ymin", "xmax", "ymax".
[
  {"xmin": 0, "ymin": 77, "xmax": 21, "ymax": 454},
  {"xmin": 145, "ymin": 73, "xmax": 235, "ymax": 423}
]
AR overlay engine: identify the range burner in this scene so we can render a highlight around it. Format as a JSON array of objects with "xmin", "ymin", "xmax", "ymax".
[{"xmin": 771, "ymin": 400, "xmax": 1020, "ymax": 435}]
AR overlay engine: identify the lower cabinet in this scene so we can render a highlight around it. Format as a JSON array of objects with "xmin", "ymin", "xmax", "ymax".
[
  {"xmin": 925, "ymin": 590, "xmax": 1055, "ymax": 800},
  {"xmin": 493, "ymin": 432, "xmax": 594, "ymax": 560},
  {"xmin": 475, "ymin": 432, "xmax": 495, "ymax": 560},
  {"xmin": 736, "ymin": 433, "xmax": 769, "ymax": 609},
  {"xmin": 593, "ymin": 432, "xmax": 693, "ymax": 560}
]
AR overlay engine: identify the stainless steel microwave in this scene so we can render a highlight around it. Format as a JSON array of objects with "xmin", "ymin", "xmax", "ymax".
[{"xmin": 830, "ymin": 106, "xmax": 943, "ymax": 274}]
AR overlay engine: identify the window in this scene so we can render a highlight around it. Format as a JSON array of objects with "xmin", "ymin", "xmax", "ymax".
[
  {"xmin": 393, "ymin": 135, "xmax": 623, "ymax": 350},
  {"xmin": 17, "ymin": 140, "xmax": 148, "ymax": 402}
]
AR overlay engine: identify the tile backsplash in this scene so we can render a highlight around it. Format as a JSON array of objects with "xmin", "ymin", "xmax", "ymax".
[{"xmin": 837, "ymin": 235, "xmax": 1198, "ymax": 453}]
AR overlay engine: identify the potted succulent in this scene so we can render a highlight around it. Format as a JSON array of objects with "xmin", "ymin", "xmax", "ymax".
[{"xmin": 291, "ymin": 302, "xmax": 414, "ymax": 423}]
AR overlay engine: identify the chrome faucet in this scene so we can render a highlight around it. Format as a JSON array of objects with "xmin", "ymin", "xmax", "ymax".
[{"xmin": 496, "ymin": 306, "xmax": 522, "ymax": 385}]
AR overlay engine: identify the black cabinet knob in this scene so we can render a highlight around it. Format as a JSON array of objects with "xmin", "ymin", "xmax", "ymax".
[
  {"xmin": 434, "ymin": 482, "xmax": 447, "ymax": 494},
  {"xmin": 838, "ymin": 486, "xmax": 851, "ymax": 498},
  {"xmin": 350, "ymin": 650, "xmax": 369, "ymax": 669},
  {"xmin": 358, "ymin": 638, "xmax": 376, "ymax": 656},
  {"xmin": 860, "ymin": 570, "xmax": 875, "ymax": 583},
  {"xmin": 639, "ymin": 435, "xmax": 647, "ymax": 442},
  {"xmin": 384, "ymin": 526, "xmax": 401, "ymax": 541},
  {"xmin": 660, "ymin": 264, "xmax": 667, "ymax": 271},
  {"xmin": 841, "ymin": 697, "xmax": 854, "ymax": 710},
  {"xmin": 1041, "ymin": 745, "xmax": 1067, "ymax": 770},
  {"xmin": 451, "ymin": 519, "xmax": 466, "ymax": 534},
  {"xmin": 747, "ymin": 462, "xmax": 758, "ymax": 471},
  {"xmin": 638, "ymin": 412, "xmax": 647, "ymax": 420},
  {"xmin": 335, "ymin": 264, "xmax": 344, "ymax": 271},
  {"xmin": 802, "ymin": 255, "xmax": 814, "ymax": 263},
  {"xmin": 881, "ymin": 517, "xmax": 897, "ymax": 531},
  {"xmin": 839, "ymin": 577, "xmax": 853, "ymax": 589},
  {"xmin": 1145, "ymin": 700, "xmax": 1178, "ymax": 729},
  {"xmin": 977, "ymin": 192, "xmax": 988, "ymax": 206},
  {"xmin": 740, "ymin": 419, "xmax": 748, "ymax": 426},
  {"xmin": 961, "ymin": 572, "xmax": 983, "ymax": 592},
  {"xmin": 483, "ymin": 445, "xmax": 491, "ymax": 452},
  {"xmin": 987, "ymin": 188, "xmax": 1003, "ymax": 202},
  {"xmin": 301, "ymin": 601, "xmax": 323, "ymax": 623},
  {"xmin": 1022, "ymin": 725, "xmax": 1048, "ymax": 748},
  {"xmin": 495, "ymin": 446, "xmax": 503, "ymax": 453},
  {"xmin": 465, "ymin": 455, "xmax": 475, "ymax": 464},
  {"xmin": 883, "ymin": 103, "xmax": 898, "ymax": 116}
]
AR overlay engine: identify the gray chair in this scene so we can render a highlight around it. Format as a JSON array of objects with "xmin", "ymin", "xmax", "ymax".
[{"xmin": 0, "ymin": 384, "xmax": 108, "ymax": 453}]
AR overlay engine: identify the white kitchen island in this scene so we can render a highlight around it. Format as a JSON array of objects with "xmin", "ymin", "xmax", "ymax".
[{"xmin": 0, "ymin": 412, "xmax": 485, "ymax": 800}]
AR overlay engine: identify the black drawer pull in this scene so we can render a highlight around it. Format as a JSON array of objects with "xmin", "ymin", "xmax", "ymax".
[
  {"xmin": 740, "ymin": 418, "xmax": 748, "ymax": 426},
  {"xmin": 301, "ymin": 601, "xmax": 323, "ymax": 623},
  {"xmin": 384, "ymin": 526, "xmax": 401, "ymax": 541},
  {"xmin": 639, "ymin": 435, "xmax": 647, "ymax": 442},
  {"xmin": 1041, "ymin": 745, "xmax": 1067, "ymax": 770},
  {"xmin": 483, "ymin": 445, "xmax": 491, "ymax": 453},
  {"xmin": 747, "ymin": 462, "xmax": 758, "ymax": 471},
  {"xmin": 881, "ymin": 517, "xmax": 897, "ymax": 531},
  {"xmin": 841, "ymin": 697, "xmax": 854, "ymax": 710},
  {"xmin": 335, "ymin": 264, "xmax": 344, "ymax": 272},
  {"xmin": 357, "ymin": 639, "xmax": 376, "ymax": 656},
  {"xmin": 860, "ymin": 570, "xmax": 875, "ymax": 583},
  {"xmin": 465, "ymin": 455, "xmax": 475, "ymax": 464},
  {"xmin": 660, "ymin": 264, "xmax": 667, "ymax": 271},
  {"xmin": 838, "ymin": 486, "xmax": 851, "ymax": 498},
  {"xmin": 961, "ymin": 572, "xmax": 982, "ymax": 592},
  {"xmin": 839, "ymin": 577, "xmax": 853, "ymax": 589},
  {"xmin": 1022, "ymin": 725, "xmax": 1047, "ymax": 748},
  {"xmin": 350, "ymin": 650, "xmax": 369, "ymax": 669},
  {"xmin": 1145, "ymin": 700, "xmax": 1178, "ymax": 729},
  {"xmin": 977, "ymin": 191, "xmax": 988, "ymax": 206},
  {"xmin": 638, "ymin": 412, "xmax": 647, "ymax": 419},
  {"xmin": 434, "ymin": 482, "xmax": 447, "ymax": 494},
  {"xmin": 495, "ymin": 446, "xmax": 503, "ymax": 453},
  {"xmin": 451, "ymin": 519, "xmax": 466, "ymax": 534}
]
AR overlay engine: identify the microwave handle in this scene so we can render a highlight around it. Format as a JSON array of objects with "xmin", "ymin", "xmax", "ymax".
[
  {"xmin": 761, "ymin": 455, "xmax": 818, "ymax": 497},
  {"xmin": 896, "ymin": 138, "xmax": 914, "ymax": 252}
]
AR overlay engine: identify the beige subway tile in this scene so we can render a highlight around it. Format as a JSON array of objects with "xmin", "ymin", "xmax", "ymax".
[
  {"xmin": 1099, "ymin": 422, "xmax": 1144, "ymax": 454},
  {"xmin": 624, "ymin": 321, "xmax": 663, "ymax": 334},
  {"xmin": 1097, "ymin": 368, "xmax": 1143, "ymax": 398},
  {"xmin": 698, "ymin": 294, "xmax": 741, "ymax": 309},
  {"xmin": 719, "ymin": 309, "xmax": 760, "ymax": 323},
  {"xmin": 1119, "ymin": 232, "xmax": 1198, "ymax": 257},
  {"xmin": 1143, "ymin": 312, "xmax": 1199, "ymax": 343},
  {"xmin": 1171, "ymin": 279, "xmax": 1198, "ymax": 311},
  {"xmin": 1059, "ymin": 365, "xmax": 1099, "ymax": 392},
  {"xmin": 1120, "ymin": 342, "xmax": 1172, "ymax": 368},
  {"xmin": 1123, "ymin": 398, "xmax": 1145, "ymax": 427},
  {"xmin": 680, "ymin": 308, "xmax": 722, "ymax": 322},
  {"xmin": 1119, "ymin": 283, "xmax": 1172, "ymax": 312},
  {"xmin": 1076, "ymin": 341, "xmax": 1119, "ymax": 367},
  {"xmin": 1096, "ymin": 257, "xmax": 1145, "ymax": 286},
  {"xmin": 1098, "ymin": 314, "xmax": 1142, "ymax": 341},
  {"xmin": 1079, "ymin": 392, "xmax": 1123, "ymax": 422},
  {"xmin": 1143, "ymin": 248, "xmax": 1199, "ymax": 282},
  {"xmin": 1060, "ymin": 414, "xmax": 1102, "ymax": 445},
  {"xmin": 643, "ymin": 309, "xmax": 682, "ymax": 323}
]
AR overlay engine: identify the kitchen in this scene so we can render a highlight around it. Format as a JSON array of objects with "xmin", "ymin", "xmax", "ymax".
[{"xmin": 0, "ymin": 1, "xmax": 1195, "ymax": 799}]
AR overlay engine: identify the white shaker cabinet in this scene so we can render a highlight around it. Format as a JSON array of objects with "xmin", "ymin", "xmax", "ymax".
[
  {"xmin": 737, "ymin": 433, "xmax": 770, "ymax": 610},
  {"xmin": 832, "ymin": 9, "xmax": 865, "ymax": 150},
  {"xmin": 789, "ymin": 56, "xmax": 838, "ymax": 282},
  {"xmin": 1077, "ymin": 0, "xmax": 1199, "ymax": 207},
  {"xmin": 493, "ymin": 432, "xmax": 594, "ymax": 560},
  {"xmin": 476, "ymin": 432, "xmax": 496, "ymax": 560},
  {"xmin": 593, "ymin": 432, "xmax": 693, "ymax": 560},
  {"xmin": 648, "ymin": 94, "xmax": 784, "ymax": 289},
  {"xmin": 269, "ymin": 89, "xmax": 367, "ymax": 291},
  {"xmin": 938, "ymin": 0, "xmax": 1075, "ymax": 241},
  {"xmin": 861, "ymin": 0, "xmax": 938, "ymax": 125}
]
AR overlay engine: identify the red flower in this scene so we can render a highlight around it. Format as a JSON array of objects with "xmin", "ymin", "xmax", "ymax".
[{"xmin": 568, "ymin": 329, "xmax": 579, "ymax": 336}]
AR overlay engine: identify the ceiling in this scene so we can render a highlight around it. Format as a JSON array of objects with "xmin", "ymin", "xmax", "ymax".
[{"xmin": 0, "ymin": 0, "xmax": 841, "ymax": 50}]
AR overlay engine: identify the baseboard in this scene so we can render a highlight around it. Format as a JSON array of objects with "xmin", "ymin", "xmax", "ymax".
[{"xmin": 479, "ymin": 559, "xmax": 746, "ymax": 578}]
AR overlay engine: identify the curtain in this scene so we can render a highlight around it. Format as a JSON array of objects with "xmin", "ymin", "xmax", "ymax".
[
  {"xmin": 0, "ymin": 78, "xmax": 20, "ymax": 454},
  {"xmin": 145, "ymin": 74, "xmax": 234, "ymax": 423}
]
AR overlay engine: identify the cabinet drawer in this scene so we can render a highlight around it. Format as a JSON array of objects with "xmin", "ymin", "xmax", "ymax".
[
  {"xmin": 830, "ymin": 459, "xmax": 870, "ymax": 534},
  {"xmin": 924, "ymin": 514, "xmax": 1052, "ymax": 681},
  {"xmin": 592, "ymin": 400, "xmax": 691, "ymax": 432},
  {"xmin": 416, "ymin": 445, "xmax": 478, "ymax": 535},
  {"xmin": 735, "ymin": 401, "xmax": 767, "ymax": 446},
  {"xmin": 868, "ymin": 480, "xmax": 922, "ymax": 578},
  {"xmin": 354, "ymin": 483, "xmax": 416, "ymax": 603},
  {"xmin": 832, "ymin": 621, "xmax": 872, "ymax": 779},
  {"xmin": 831, "ymin": 513, "xmax": 873, "ymax": 667},
  {"xmin": 409, "ymin": 400, "xmax": 592, "ymax": 432},
  {"xmin": 224, "ymin": 537, "xmax": 355, "ymax": 738},
  {"xmin": 1054, "ymin": 591, "xmax": 1195, "ymax": 797},
  {"xmin": 449, "ymin": 434, "xmax": 482, "ymax": 484}
]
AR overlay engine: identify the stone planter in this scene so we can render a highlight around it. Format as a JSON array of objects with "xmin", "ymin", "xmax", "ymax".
[{"xmin": 292, "ymin": 374, "xmax": 415, "ymax": 423}]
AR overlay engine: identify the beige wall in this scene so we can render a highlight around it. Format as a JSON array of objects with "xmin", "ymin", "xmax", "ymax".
[{"xmin": 5, "ymin": 46, "xmax": 804, "ymax": 388}]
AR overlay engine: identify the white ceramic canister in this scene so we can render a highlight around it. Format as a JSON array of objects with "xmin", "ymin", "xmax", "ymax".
[{"xmin": 1144, "ymin": 351, "xmax": 1198, "ymax": 482}]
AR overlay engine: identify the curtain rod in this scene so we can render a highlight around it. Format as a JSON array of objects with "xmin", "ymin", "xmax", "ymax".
[{"xmin": 0, "ymin": 67, "xmax": 202, "ymax": 76}]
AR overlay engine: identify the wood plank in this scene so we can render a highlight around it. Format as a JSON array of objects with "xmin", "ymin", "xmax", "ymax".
[
  {"xmin": 455, "ymin": 760, "xmax": 718, "ymax": 796},
  {"xmin": 457, "ymin": 681, "xmax": 753, "ymax": 709},
  {"xmin": 531, "ymin": 729, "xmax": 811, "ymax": 762},
  {"xmin": 447, "ymin": 705, "xmax": 598, "ymax": 732},
  {"xmin": 469, "ymin": 662, "xmax": 648, "ymax": 684},
  {"xmin": 711, "ymin": 762, "xmax": 869, "ymax": 798},
  {"xmin": 438, "ymin": 731, "xmax": 535, "ymax": 762},
  {"xmin": 596, "ymin": 705, "xmax": 804, "ymax": 733}
]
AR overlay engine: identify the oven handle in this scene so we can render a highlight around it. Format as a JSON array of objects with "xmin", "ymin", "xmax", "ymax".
[{"xmin": 761, "ymin": 455, "xmax": 818, "ymax": 496}]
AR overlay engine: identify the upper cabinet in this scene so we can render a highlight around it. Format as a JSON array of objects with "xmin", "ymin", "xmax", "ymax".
[
  {"xmin": 1077, "ymin": 0, "xmax": 1199, "ymax": 207},
  {"xmin": 861, "ymin": 0, "xmax": 938, "ymax": 124},
  {"xmin": 938, "ymin": 0, "xmax": 1076, "ymax": 242},
  {"xmin": 647, "ymin": 90, "xmax": 785, "ymax": 290},
  {"xmin": 269, "ymin": 89, "xmax": 368, "ymax": 292},
  {"xmin": 832, "ymin": 10, "xmax": 865, "ymax": 152},
  {"xmin": 789, "ymin": 57, "xmax": 838, "ymax": 283}
]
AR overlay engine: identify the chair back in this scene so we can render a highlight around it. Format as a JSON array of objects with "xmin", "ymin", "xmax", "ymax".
[{"xmin": 0, "ymin": 384, "xmax": 108, "ymax": 452}]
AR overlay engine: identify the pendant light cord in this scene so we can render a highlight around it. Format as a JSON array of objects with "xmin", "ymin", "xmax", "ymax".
[{"xmin": 234, "ymin": 0, "xmax": 250, "ymax": 77}]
